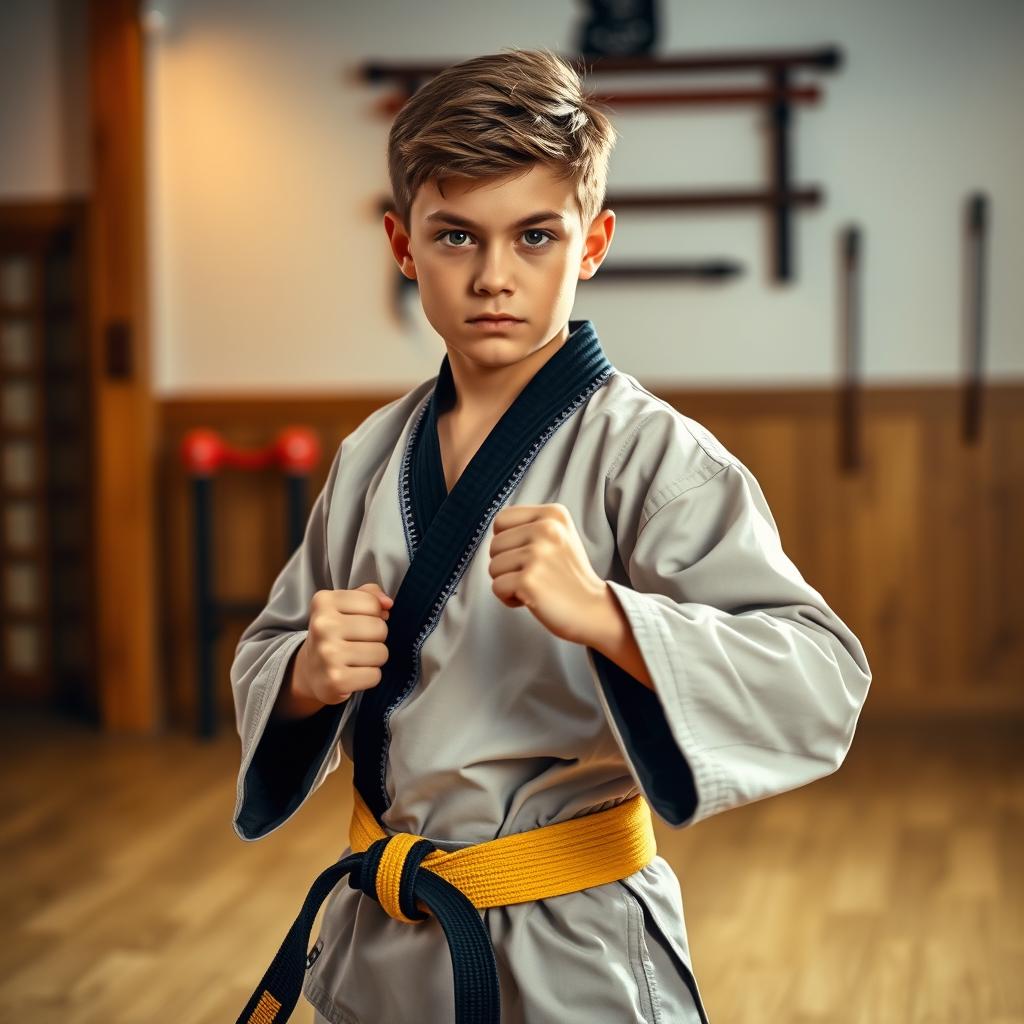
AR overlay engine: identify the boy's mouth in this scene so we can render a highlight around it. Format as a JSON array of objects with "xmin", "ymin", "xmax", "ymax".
[{"xmin": 467, "ymin": 317, "xmax": 525, "ymax": 330}]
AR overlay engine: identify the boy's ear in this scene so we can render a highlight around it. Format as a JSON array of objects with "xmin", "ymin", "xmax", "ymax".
[
  {"xmin": 578, "ymin": 209, "xmax": 615, "ymax": 281},
  {"xmin": 383, "ymin": 209, "xmax": 417, "ymax": 280}
]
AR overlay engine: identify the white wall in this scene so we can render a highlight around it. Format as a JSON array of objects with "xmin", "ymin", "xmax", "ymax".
[
  {"xmin": 0, "ymin": 0, "xmax": 89, "ymax": 197},
  {"xmin": 4, "ymin": 2, "xmax": 1021, "ymax": 392}
]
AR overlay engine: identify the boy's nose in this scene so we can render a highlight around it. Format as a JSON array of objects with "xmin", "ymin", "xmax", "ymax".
[{"xmin": 473, "ymin": 253, "xmax": 515, "ymax": 291}]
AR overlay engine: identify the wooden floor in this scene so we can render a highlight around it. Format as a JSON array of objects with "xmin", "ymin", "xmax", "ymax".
[{"xmin": 1, "ymin": 711, "xmax": 1020, "ymax": 1024}]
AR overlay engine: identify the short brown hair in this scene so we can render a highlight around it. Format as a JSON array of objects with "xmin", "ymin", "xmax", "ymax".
[{"xmin": 387, "ymin": 48, "xmax": 618, "ymax": 233}]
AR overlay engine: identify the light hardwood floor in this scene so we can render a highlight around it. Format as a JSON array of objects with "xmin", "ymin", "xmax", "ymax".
[{"xmin": 1, "ymin": 712, "xmax": 1020, "ymax": 1024}]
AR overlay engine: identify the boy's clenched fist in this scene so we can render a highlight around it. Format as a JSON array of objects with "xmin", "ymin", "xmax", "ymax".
[{"xmin": 273, "ymin": 582, "xmax": 393, "ymax": 720}]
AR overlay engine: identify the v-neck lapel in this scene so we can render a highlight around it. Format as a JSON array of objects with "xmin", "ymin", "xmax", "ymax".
[
  {"xmin": 413, "ymin": 320, "xmax": 602, "ymax": 534},
  {"xmin": 353, "ymin": 318, "xmax": 616, "ymax": 822}
]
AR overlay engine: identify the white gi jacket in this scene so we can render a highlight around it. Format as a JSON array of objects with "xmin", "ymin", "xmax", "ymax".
[{"xmin": 230, "ymin": 319, "xmax": 872, "ymax": 1023}]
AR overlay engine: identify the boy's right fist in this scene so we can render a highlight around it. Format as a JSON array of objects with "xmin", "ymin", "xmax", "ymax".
[{"xmin": 291, "ymin": 582, "xmax": 394, "ymax": 708}]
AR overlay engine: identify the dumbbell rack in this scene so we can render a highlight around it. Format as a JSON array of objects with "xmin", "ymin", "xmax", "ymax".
[{"xmin": 179, "ymin": 427, "xmax": 321, "ymax": 738}]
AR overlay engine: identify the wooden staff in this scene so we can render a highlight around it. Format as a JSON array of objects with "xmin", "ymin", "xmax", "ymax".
[
  {"xmin": 963, "ymin": 192, "xmax": 988, "ymax": 445},
  {"xmin": 376, "ymin": 85, "xmax": 822, "ymax": 117},
  {"xmin": 359, "ymin": 46, "xmax": 843, "ymax": 85},
  {"xmin": 839, "ymin": 226, "xmax": 862, "ymax": 473}
]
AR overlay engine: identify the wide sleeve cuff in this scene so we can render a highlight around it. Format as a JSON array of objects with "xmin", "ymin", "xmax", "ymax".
[
  {"xmin": 584, "ymin": 579, "xmax": 728, "ymax": 828},
  {"xmin": 232, "ymin": 630, "xmax": 358, "ymax": 841}
]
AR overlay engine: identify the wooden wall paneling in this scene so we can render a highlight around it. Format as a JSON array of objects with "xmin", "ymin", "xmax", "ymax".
[
  {"xmin": 805, "ymin": 394, "xmax": 848, "ymax": 609},
  {"xmin": 991, "ymin": 402, "xmax": 1024, "ymax": 690},
  {"xmin": 920, "ymin": 397, "xmax": 970, "ymax": 705},
  {"xmin": 871, "ymin": 409, "xmax": 925, "ymax": 707},
  {"xmin": 956, "ymin": 389, "xmax": 1015, "ymax": 705},
  {"xmin": 157, "ymin": 386, "xmax": 1023, "ymax": 731},
  {"xmin": 702, "ymin": 386, "xmax": 1022, "ymax": 717},
  {"xmin": 830, "ymin": 413, "xmax": 872, "ymax": 673}
]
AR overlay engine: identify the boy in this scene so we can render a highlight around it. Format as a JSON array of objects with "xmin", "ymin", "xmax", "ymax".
[{"xmin": 231, "ymin": 48, "xmax": 872, "ymax": 1024}]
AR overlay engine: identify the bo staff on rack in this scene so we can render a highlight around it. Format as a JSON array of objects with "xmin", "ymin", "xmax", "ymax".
[
  {"xmin": 376, "ymin": 84, "xmax": 822, "ymax": 117},
  {"xmin": 963, "ymin": 192, "xmax": 989, "ymax": 445},
  {"xmin": 359, "ymin": 45, "xmax": 842, "ymax": 285},
  {"xmin": 387, "ymin": 256, "xmax": 745, "ymax": 323},
  {"xmin": 839, "ymin": 226, "xmax": 862, "ymax": 474},
  {"xmin": 359, "ymin": 46, "xmax": 843, "ymax": 85},
  {"xmin": 375, "ymin": 197, "xmax": 745, "ymax": 322}
]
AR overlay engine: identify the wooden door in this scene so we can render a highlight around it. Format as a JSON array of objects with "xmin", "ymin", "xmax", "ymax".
[{"xmin": 0, "ymin": 202, "xmax": 97, "ymax": 719}]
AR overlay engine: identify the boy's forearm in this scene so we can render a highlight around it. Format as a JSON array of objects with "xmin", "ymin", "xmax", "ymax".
[
  {"xmin": 582, "ymin": 583, "xmax": 655, "ymax": 691},
  {"xmin": 271, "ymin": 639, "xmax": 327, "ymax": 721}
]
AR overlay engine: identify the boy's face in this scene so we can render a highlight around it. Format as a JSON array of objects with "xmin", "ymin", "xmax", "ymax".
[{"xmin": 384, "ymin": 161, "xmax": 614, "ymax": 368}]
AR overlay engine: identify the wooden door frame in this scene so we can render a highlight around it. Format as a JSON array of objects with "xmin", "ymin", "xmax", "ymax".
[{"xmin": 87, "ymin": 0, "xmax": 160, "ymax": 732}]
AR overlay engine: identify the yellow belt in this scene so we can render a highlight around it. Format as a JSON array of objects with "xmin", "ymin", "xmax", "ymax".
[
  {"xmin": 348, "ymin": 783, "xmax": 658, "ymax": 924},
  {"xmin": 238, "ymin": 786, "xmax": 659, "ymax": 1024}
]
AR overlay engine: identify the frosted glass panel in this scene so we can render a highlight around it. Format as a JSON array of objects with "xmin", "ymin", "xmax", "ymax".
[
  {"xmin": 5, "ymin": 562, "xmax": 39, "ymax": 612},
  {"xmin": 0, "ymin": 255, "xmax": 34, "ymax": 306},
  {"xmin": 4, "ymin": 501, "xmax": 38, "ymax": 549},
  {"xmin": 1, "ymin": 319, "xmax": 35, "ymax": 369},
  {"xmin": 2, "ymin": 382, "xmax": 37, "ymax": 429},
  {"xmin": 5, "ymin": 623, "xmax": 41, "ymax": 673},
  {"xmin": 3, "ymin": 441, "xmax": 37, "ymax": 489}
]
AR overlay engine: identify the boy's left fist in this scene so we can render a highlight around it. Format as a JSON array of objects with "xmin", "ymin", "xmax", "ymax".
[{"xmin": 488, "ymin": 503, "xmax": 607, "ymax": 645}]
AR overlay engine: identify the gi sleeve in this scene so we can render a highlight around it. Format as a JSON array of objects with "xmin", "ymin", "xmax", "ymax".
[
  {"xmin": 230, "ymin": 442, "xmax": 359, "ymax": 841},
  {"xmin": 584, "ymin": 454, "xmax": 872, "ymax": 829}
]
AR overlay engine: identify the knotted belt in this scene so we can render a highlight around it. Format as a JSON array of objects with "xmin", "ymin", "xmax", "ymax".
[{"xmin": 236, "ymin": 784, "xmax": 657, "ymax": 1024}]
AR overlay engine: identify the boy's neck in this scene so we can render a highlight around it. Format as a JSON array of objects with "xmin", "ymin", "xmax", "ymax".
[{"xmin": 442, "ymin": 321, "xmax": 571, "ymax": 424}]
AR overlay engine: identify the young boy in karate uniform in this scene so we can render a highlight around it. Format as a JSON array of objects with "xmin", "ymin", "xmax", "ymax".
[{"xmin": 232, "ymin": 47, "xmax": 872, "ymax": 1024}]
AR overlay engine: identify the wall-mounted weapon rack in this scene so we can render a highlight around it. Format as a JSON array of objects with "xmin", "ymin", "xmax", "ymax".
[{"xmin": 361, "ymin": 45, "xmax": 843, "ymax": 286}]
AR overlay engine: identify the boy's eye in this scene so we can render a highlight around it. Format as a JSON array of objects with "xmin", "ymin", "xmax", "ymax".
[
  {"xmin": 440, "ymin": 230, "xmax": 472, "ymax": 247},
  {"xmin": 522, "ymin": 229, "xmax": 552, "ymax": 247},
  {"xmin": 436, "ymin": 229, "xmax": 555, "ymax": 249}
]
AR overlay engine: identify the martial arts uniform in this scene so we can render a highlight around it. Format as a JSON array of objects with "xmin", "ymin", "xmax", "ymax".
[{"xmin": 230, "ymin": 319, "xmax": 872, "ymax": 1024}]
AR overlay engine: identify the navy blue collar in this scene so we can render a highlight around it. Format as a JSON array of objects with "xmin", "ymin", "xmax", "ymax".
[
  {"xmin": 352, "ymin": 318, "xmax": 615, "ymax": 821},
  {"xmin": 412, "ymin": 318, "xmax": 612, "ymax": 541}
]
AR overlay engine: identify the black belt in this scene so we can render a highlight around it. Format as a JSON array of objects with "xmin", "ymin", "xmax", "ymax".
[{"xmin": 235, "ymin": 836, "xmax": 500, "ymax": 1024}]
